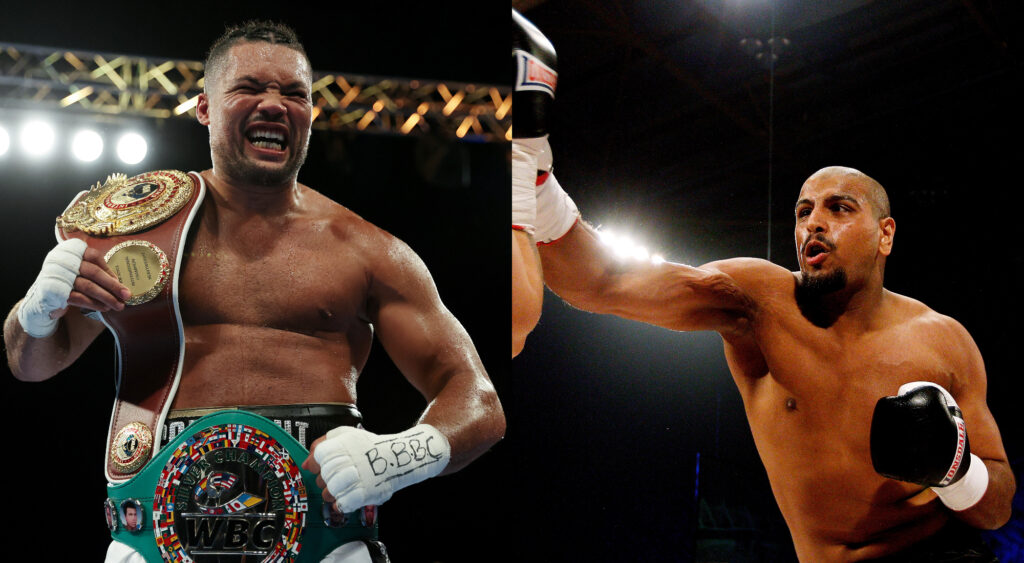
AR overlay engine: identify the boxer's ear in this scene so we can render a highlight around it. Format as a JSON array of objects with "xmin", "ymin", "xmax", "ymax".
[
  {"xmin": 878, "ymin": 216, "xmax": 895, "ymax": 256},
  {"xmin": 196, "ymin": 93, "xmax": 210, "ymax": 126}
]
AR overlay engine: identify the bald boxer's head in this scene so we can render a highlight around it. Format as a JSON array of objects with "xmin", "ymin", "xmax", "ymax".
[{"xmin": 794, "ymin": 166, "xmax": 895, "ymax": 296}]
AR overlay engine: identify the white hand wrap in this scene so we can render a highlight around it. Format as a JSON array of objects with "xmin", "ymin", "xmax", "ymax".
[
  {"xmin": 898, "ymin": 382, "xmax": 990, "ymax": 511},
  {"xmin": 313, "ymin": 423, "xmax": 451, "ymax": 513},
  {"xmin": 535, "ymin": 171, "xmax": 579, "ymax": 244},
  {"xmin": 17, "ymin": 238, "xmax": 88, "ymax": 338},
  {"xmin": 512, "ymin": 137, "xmax": 548, "ymax": 235},
  {"xmin": 933, "ymin": 453, "xmax": 989, "ymax": 511}
]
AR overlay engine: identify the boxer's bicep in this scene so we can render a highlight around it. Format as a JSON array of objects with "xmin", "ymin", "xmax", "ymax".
[
  {"xmin": 948, "ymin": 322, "xmax": 1008, "ymax": 465},
  {"xmin": 540, "ymin": 222, "xmax": 754, "ymax": 333},
  {"xmin": 947, "ymin": 321, "xmax": 1015, "ymax": 526},
  {"xmin": 368, "ymin": 238, "xmax": 481, "ymax": 399}
]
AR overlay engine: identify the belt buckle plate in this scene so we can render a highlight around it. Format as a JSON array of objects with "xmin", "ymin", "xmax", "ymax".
[{"xmin": 152, "ymin": 421, "xmax": 308, "ymax": 561}]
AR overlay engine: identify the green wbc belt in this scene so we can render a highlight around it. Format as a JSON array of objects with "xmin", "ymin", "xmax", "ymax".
[{"xmin": 106, "ymin": 410, "xmax": 377, "ymax": 562}]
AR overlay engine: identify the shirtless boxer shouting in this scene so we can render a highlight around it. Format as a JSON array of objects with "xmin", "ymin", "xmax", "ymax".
[
  {"xmin": 5, "ymin": 21, "xmax": 504, "ymax": 562},
  {"xmin": 536, "ymin": 165, "xmax": 1014, "ymax": 561}
]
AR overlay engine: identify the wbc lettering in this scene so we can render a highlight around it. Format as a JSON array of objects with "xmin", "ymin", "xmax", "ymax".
[{"xmin": 184, "ymin": 515, "xmax": 278, "ymax": 553}]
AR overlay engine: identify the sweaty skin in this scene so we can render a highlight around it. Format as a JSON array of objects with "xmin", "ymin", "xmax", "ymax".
[
  {"xmin": 538, "ymin": 167, "xmax": 1013, "ymax": 562},
  {"xmin": 4, "ymin": 41, "xmax": 503, "ymax": 476},
  {"xmin": 512, "ymin": 228, "xmax": 543, "ymax": 358}
]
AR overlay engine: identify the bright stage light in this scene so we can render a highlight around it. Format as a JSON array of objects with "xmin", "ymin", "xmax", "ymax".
[
  {"xmin": 0, "ymin": 126, "xmax": 9, "ymax": 156},
  {"xmin": 21, "ymin": 120, "xmax": 56, "ymax": 157},
  {"xmin": 116, "ymin": 132, "xmax": 147, "ymax": 164},
  {"xmin": 598, "ymin": 227, "xmax": 664, "ymax": 264},
  {"xmin": 72, "ymin": 130, "xmax": 104, "ymax": 162}
]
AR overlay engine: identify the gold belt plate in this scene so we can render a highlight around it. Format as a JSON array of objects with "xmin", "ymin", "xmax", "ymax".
[{"xmin": 57, "ymin": 170, "xmax": 195, "ymax": 236}]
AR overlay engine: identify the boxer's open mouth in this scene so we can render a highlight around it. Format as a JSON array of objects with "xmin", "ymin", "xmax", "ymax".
[
  {"xmin": 245, "ymin": 126, "xmax": 288, "ymax": 151},
  {"xmin": 804, "ymin": 240, "xmax": 832, "ymax": 265},
  {"xmin": 806, "ymin": 243, "xmax": 828, "ymax": 258}
]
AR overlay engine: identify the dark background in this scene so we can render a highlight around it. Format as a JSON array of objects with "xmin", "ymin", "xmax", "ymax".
[
  {"xmin": 511, "ymin": 0, "xmax": 1022, "ymax": 562},
  {"xmin": 0, "ymin": 3, "xmax": 512, "ymax": 561},
  {"xmin": 1, "ymin": 1, "xmax": 1022, "ymax": 562}
]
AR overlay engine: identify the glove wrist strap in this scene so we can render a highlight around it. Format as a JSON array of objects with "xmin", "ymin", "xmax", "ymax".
[{"xmin": 933, "ymin": 454, "xmax": 989, "ymax": 511}]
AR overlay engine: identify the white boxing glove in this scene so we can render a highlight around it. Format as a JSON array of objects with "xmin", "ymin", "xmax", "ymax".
[
  {"xmin": 313, "ymin": 424, "xmax": 451, "ymax": 513},
  {"xmin": 512, "ymin": 137, "xmax": 549, "ymax": 235},
  {"xmin": 17, "ymin": 238, "xmax": 88, "ymax": 338}
]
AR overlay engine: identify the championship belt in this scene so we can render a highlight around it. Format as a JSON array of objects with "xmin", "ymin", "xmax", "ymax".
[
  {"xmin": 56, "ymin": 170, "xmax": 206, "ymax": 482},
  {"xmin": 105, "ymin": 410, "xmax": 378, "ymax": 562}
]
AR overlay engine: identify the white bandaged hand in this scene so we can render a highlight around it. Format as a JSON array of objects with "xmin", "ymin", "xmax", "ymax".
[
  {"xmin": 535, "ymin": 171, "xmax": 579, "ymax": 243},
  {"xmin": 312, "ymin": 424, "xmax": 451, "ymax": 513},
  {"xmin": 17, "ymin": 238, "xmax": 88, "ymax": 338},
  {"xmin": 512, "ymin": 137, "xmax": 547, "ymax": 235}
]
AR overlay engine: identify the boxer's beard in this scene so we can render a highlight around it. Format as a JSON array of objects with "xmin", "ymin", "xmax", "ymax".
[{"xmin": 798, "ymin": 267, "xmax": 847, "ymax": 297}]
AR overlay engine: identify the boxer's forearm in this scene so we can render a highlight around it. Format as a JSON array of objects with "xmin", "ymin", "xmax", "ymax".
[
  {"xmin": 417, "ymin": 368, "xmax": 505, "ymax": 475},
  {"xmin": 513, "ymin": 230, "xmax": 543, "ymax": 357},
  {"xmin": 952, "ymin": 458, "xmax": 1015, "ymax": 529},
  {"xmin": 539, "ymin": 220, "xmax": 623, "ymax": 310},
  {"xmin": 5, "ymin": 300, "xmax": 70, "ymax": 381},
  {"xmin": 4, "ymin": 300, "xmax": 102, "ymax": 381}
]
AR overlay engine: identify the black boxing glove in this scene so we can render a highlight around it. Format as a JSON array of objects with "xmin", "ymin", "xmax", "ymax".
[
  {"xmin": 871, "ymin": 382, "xmax": 989, "ymax": 511},
  {"xmin": 512, "ymin": 9, "xmax": 558, "ymax": 235},
  {"xmin": 512, "ymin": 8, "xmax": 557, "ymax": 140}
]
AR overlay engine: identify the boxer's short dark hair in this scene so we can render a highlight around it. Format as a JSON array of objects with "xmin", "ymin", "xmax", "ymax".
[{"xmin": 204, "ymin": 20, "xmax": 310, "ymax": 90}]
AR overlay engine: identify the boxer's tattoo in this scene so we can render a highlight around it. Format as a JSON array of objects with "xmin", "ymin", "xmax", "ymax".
[{"xmin": 364, "ymin": 432, "xmax": 445, "ymax": 484}]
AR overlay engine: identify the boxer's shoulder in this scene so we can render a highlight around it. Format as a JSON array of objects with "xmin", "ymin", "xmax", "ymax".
[
  {"xmin": 882, "ymin": 290, "xmax": 958, "ymax": 335},
  {"xmin": 298, "ymin": 185, "xmax": 386, "ymax": 239},
  {"xmin": 703, "ymin": 257, "xmax": 792, "ymax": 296}
]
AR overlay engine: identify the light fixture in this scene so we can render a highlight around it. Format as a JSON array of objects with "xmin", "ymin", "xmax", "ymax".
[
  {"xmin": 116, "ymin": 132, "xmax": 147, "ymax": 164},
  {"xmin": 21, "ymin": 120, "xmax": 56, "ymax": 157},
  {"xmin": 71, "ymin": 129, "xmax": 104, "ymax": 162},
  {"xmin": 598, "ymin": 227, "xmax": 665, "ymax": 264}
]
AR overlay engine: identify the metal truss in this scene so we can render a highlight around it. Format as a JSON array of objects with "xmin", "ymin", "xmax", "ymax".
[{"xmin": 0, "ymin": 43, "xmax": 511, "ymax": 142}]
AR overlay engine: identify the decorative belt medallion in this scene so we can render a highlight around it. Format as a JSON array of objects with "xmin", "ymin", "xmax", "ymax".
[
  {"xmin": 57, "ymin": 170, "xmax": 195, "ymax": 236},
  {"xmin": 104, "ymin": 498, "xmax": 119, "ymax": 532},
  {"xmin": 104, "ymin": 241, "xmax": 170, "ymax": 305},
  {"xmin": 153, "ymin": 422, "xmax": 308, "ymax": 562},
  {"xmin": 111, "ymin": 422, "xmax": 154, "ymax": 474}
]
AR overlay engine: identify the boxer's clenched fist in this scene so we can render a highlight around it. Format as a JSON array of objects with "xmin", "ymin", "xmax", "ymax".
[
  {"xmin": 17, "ymin": 239, "xmax": 130, "ymax": 337},
  {"xmin": 303, "ymin": 424, "xmax": 451, "ymax": 513},
  {"xmin": 871, "ymin": 381, "xmax": 990, "ymax": 511}
]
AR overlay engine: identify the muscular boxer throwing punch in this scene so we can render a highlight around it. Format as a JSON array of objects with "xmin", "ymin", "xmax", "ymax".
[
  {"xmin": 511, "ymin": 10, "xmax": 1014, "ymax": 562},
  {"xmin": 6, "ymin": 21, "xmax": 504, "ymax": 562},
  {"xmin": 539, "ymin": 166, "xmax": 1014, "ymax": 561}
]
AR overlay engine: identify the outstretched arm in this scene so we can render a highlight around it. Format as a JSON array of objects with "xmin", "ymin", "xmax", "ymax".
[{"xmin": 539, "ymin": 220, "xmax": 758, "ymax": 335}]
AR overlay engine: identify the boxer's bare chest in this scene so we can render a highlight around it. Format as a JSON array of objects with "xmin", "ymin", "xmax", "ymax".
[
  {"xmin": 724, "ymin": 305, "xmax": 952, "ymax": 453},
  {"xmin": 758, "ymin": 312, "xmax": 954, "ymax": 420},
  {"xmin": 731, "ymin": 304, "xmax": 959, "ymax": 556},
  {"xmin": 169, "ymin": 200, "xmax": 375, "ymax": 407},
  {"xmin": 179, "ymin": 208, "xmax": 370, "ymax": 334}
]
